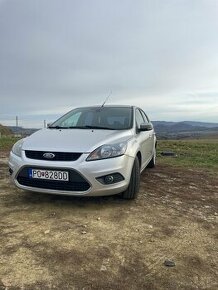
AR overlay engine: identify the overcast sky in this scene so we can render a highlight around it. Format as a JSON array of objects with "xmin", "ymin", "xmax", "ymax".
[{"xmin": 0, "ymin": 0, "xmax": 218, "ymax": 128}]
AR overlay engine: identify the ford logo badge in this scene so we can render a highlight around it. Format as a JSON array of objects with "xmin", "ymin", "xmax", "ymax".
[{"xmin": 43, "ymin": 152, "xmax": 55, "ymax": 159}]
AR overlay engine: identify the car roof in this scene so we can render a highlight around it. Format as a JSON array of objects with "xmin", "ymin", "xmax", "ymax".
[{"xmin": 75, "ymin": 105, "xmax": 135, "ymax": 109}]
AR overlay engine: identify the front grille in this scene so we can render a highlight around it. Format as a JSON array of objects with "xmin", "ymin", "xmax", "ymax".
[
  {"xmin": 25, "ymin": 150, "xmax": 82, "ymax": 161},
  {"xmin": 17, "ymin": 167, "xmax": 90, "ymax": 192}
]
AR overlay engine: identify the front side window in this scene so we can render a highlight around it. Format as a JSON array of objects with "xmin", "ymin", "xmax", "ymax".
[
  {"xmin": 140, "ymin": 110, "xmax": 149, "ymax": 124},
  {"xmin": 135, "ymin": 109, "xmax": 145, "ymax": 129}
]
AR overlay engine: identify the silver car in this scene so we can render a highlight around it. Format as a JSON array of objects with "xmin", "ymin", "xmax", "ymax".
[{"xmin": 9, "ymin": 106, "xmax": 156, "ymax": 199}]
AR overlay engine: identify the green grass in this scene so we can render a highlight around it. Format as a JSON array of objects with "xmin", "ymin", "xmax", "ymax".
[
  {"xmin": 0, "ymin": 136, "xmax": 20, "ymax": 152},
  {"xmin": 157, "ymin": 139, "xmax": 218, "ymax": 172}
]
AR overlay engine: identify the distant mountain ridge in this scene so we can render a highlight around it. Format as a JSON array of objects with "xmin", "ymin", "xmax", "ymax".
[
  {"xmin": 7, "ymin": 126, "xmax": 38, "ymax": 136},
  {"xmin": 153, "ymin": 121, "xmax": 218, "ymax": 128},
  {"xmin": 181, "ymin": 121, "xmax": 218, "ymax": 128},
  {"xmin": 2, "ymin": 121, "xmax": 218, "ymax": 139},
  {"xmin": 152, "ymin": 121, "xmax": 218, "ymax": 139}
]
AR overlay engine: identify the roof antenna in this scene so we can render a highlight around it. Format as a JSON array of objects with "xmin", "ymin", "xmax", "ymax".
[{"xmin": 101, "ymin": 90, "xmax": 112, "ymax": 107}]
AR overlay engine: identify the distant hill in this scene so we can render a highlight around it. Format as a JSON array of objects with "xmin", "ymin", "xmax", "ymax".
[
  {"xmin": 152, "ymin": 121, "xmax": 218, "ymax": 139},
  {"xmin": 8, "ymin": 126, "xmax": 38, "ymax": 136},
  {"xmin": 2, "ymin": 121, "xmax": 218, "ymax": 139},
  {"xmin": 0, "ymin": 124, "xmax": 13, "ymax": 136},
  {"xmin": 181, "ymin": 121, "xmax": 218, "ymax": 128}
]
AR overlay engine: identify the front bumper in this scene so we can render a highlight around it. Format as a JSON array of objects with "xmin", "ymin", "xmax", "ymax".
[{"xmin": 9, "ymin": 151, "xmax": 134, "ymax": 196}]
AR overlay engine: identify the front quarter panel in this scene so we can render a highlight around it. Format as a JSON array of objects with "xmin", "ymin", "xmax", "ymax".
[{"xmin": 125, "ymin": 137, "xmax": 140, "ymax": 158}]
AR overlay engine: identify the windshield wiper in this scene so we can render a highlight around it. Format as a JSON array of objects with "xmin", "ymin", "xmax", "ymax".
[
  {"xmin": 49, "ymin": 125, "xmax": 117, "ymax": 130},
  {"xmin": 48, "ymin": 126, "xmax": 69, "ymax": 129},
  {"xmin": 67, "ymin": 125, "xmax": 116, "ymax": 130}
]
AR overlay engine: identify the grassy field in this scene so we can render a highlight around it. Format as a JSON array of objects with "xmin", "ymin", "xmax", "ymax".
[
  {"xmin": 0, "ymin": 136, "xmax": 20, "ymax": 152},
  {"xmin": 157, "ymin": 139, "xmax": 218, "ymax": 172}
]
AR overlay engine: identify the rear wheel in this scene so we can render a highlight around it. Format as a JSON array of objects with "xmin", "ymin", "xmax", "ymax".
[{"xmin": 122, "ymin": 157, "xmax": 140, "ymax": 199}]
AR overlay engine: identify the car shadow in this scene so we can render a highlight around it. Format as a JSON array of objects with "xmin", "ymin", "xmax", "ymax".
[{"xmin": 18, "ymin": 190, "xmax": 132, "ymax": 208}]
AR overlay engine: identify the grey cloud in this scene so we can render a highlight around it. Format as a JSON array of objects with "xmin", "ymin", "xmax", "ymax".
[{"xmin": 0, "ymin": 0, "xmax": 218, "ymax": 127}]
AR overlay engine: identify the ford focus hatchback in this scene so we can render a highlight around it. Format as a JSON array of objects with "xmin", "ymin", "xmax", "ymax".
[{"xmin": 9, "ymin": 106, "xmax": 156, "ymax": 199}]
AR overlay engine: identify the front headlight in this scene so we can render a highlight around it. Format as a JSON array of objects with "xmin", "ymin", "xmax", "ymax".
[
  {"xmin": 86, "ymin": 142, "xmax": 127, "ymax": 161},
  {"xmin": 12, "ymin": 139, "xmax": 24, "ymax": 157}
]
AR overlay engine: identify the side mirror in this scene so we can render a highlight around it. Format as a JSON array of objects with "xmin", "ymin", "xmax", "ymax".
[{"xmin": 139, "ymin": 123, "xmax": 153, "ymax": 131}]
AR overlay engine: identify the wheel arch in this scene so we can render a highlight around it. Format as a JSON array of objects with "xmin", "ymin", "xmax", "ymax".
[{"xmin": 136, "ymin": 151, "xmax": 142, "ymax": 170}]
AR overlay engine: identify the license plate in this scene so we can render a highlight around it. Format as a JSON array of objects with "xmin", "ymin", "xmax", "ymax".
[{"xmin": 29, "ymin": 169, "xmax": 69, "ymax": 181}]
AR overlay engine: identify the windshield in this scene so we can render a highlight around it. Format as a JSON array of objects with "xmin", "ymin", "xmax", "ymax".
[{"xmin": 49, "ymin": 107, "xmax": 133, "ymax": 130}]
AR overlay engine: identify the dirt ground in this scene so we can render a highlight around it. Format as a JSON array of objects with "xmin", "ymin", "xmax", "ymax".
[{"xmin": 0, "ymin": 151, "xmax": 217, "ymax": 290}]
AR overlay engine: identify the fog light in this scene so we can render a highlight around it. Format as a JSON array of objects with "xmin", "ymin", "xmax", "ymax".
[
  {"xmin": 104, "ymin": 175, "xmax": 114, "ymax": 184},
  {"xmin": 96, "ymin": 173, "xmax": 124, "ymax": 185}
]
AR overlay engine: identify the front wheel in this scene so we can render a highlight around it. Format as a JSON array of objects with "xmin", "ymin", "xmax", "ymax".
[
  {"xmin": 147, "ymin": 147, "xmax": 156, "ymax": 168},
  {"xmin": 121, "ymin": 157, "xmax": 140, "ymax": 199}
]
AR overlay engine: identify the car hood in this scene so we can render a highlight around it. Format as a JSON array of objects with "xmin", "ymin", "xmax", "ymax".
[{"xmin": 22, "ymin": 128, "xmax": 133, "ymax": 153}]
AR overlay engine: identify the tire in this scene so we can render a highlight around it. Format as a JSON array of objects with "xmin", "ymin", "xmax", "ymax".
[
  {"xmin": 147, "ymin": 147, "xmax": 156, "ymax": 168},
  {"xmin": 122, "ymin": 157, "xmax": 140, "ymax": 199}
]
